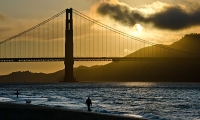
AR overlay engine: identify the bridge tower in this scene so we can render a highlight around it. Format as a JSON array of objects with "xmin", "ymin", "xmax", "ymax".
[{"xmin": 63, "ymin": 8, "xmax": 75, "ymax": 82}]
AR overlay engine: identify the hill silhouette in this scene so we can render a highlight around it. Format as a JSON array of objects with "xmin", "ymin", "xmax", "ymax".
[
  {"xmin": 0, "ymin": 71, "xmax": 62, "ymax": 82},
  {"xmin": 0, "ymin": 65, "xmax": 102, "ymax": 82},
  {"xmin": 74, "ymin": 33, "xmax": 200, "ymax": 82},
  {"xmin": 0, "ymin": 34, "xmax": 200, "ymax": 82}
]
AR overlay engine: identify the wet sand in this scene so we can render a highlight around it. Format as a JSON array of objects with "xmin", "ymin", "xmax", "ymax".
[{"xmin": 0, "ymin": 102, "xmax": 147, "ymax": 120}]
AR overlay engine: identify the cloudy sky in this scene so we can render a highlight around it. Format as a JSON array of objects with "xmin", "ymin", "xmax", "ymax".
[{"xmin": 0, "ymin": 0, "xmax": 200, "ymax": 75}]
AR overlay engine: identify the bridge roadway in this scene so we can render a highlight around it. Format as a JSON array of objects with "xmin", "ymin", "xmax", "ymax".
[{"xmin": 0, "ymin": 57, "xmax": 200, "ymax": 62}]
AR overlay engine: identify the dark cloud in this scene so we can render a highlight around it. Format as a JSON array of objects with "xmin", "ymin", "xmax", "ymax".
[{"xmin": 97, "ymin": 2, "xmax": 200, "ymax": 30}]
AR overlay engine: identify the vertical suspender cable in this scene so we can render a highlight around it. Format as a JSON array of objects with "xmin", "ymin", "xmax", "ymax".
[
  {"xmin": 43, "ymin": 20, "xmax": 45, "ymax": 58},
  {"xmin": 89, "ymin": 20, "xmax": 90, "ymax": 57},
  {"xmin": 123, "ymin": 35, "xmax": 124, "ymax": 57},
  {"xmin": 85, "ymin": 17, "xmax": 86, "ymax": 57},
  {"xmin": 10, "ymin": 38, "xmax": 11, "ymax": 58},
  {"xmin": 33, "ymin": 28, "xmax": 34, "ymax": 57},
  {"xmin": 9, "ymin": 36, "xmax": 12, "ymax": 58},
  {"xmin": 84, "ymin": 16, "xmax": 86, "ymax": 57},
  {"xmin": 61, "ymin": 13, "xmax": 64, "ymax": 57},
  {"xmin": 5, "ymin": 41, "xmax": 6, "ymax": 58},
  {"xmin": 29, "ymin": 31, "xmax": 30, "ymax": 58},
  {"xmin": 106, "ymin": 28, "xmax": 107, "ymax": 57},
  {"xmin": 93, "ymin": 22, "xmax": 94, "ymax": 57},
  {"xmin": 28, "ymin": 31, "xmax": 30, "ymax": 57},
  {"xmin": 48, "ymin": 19, "xmax": 49, "ymax": 57},
  {"xmin": 127, "ymin": 37, "xmax": 128, "ymax": 57},
  {"xmin": 110, "ymin": 29, "xmax": 111, "ymax": 57},
  {"xmin": 118, "ymin": 33, "xmax": 121, "ymax": 57},
  {"xmin": 52, "ymin": 18, "xmax": 54, "ymax": 57},
  {"xmin": 115, "ymin": 32, "xmax": 116, "ymax": 57},
  {"xmin": 28, "ymin": 32, "xmax": 32, "ymax": 58},
  {"xmin": 38, "ymin": 26, "xmax": 40, "ymax": 57},
  {"xmin": 19, "ymin": 35, "xmax": 21, "ymax": 57},
  {"xmin": 156, "ymin": 44, "xmax": 157, "ymax": 57},
  {"xmin": 102, "ymin": 27, "xmax": 103, "ymax": 57},
  {"xmin": 5, "ymin": 38, "xmax": 6, "ymax": 58},
  {"xmin": 146, "ymin": 40, "xmax": 148, "ymax": 57},
  {"xmin": 140, "ymin": 37, "xmax": 141, "ymax": 58},
  {"xmin": 80, "ymin": 14, "xmax": 81, "ymax": 57},
  {"xmin": 144, "ymin": 42, "xmax": 145, "ymax": 57},
  {"xmin": 15, "ymin": 37, "xmax": 17, "ymax": 58},
  {"xmin": 57, "ymin": 15, "xmax": 59, "ymax": 58},
  {"xmin": 18, "ymin": 35, "xmax": 19, "ymax": 57},
  {"xmin": 12, "ymin": 38, "xmax": 13, "ymax": 58},
  {"xmin": 75, "ymin": 13, "xmax": 77, "ymax": 57},
  {"xmin": 142, "ymin": 40, "xmax": 144, "ymax": 57},
  {"xmin": 97, "ymin": 24, "xmax": 99, "ymax": 57},
  {"xmin": 0, "ymin": 42, "xmax": 1, "ymax": 58},
  {"xmin": 23, "ymin": 33, "xmax": 28, "ymax": 58},
  {"xmin": 24, "ymin": 32, "xmax": 26, "ymax": 58},
  {"xmin": 131, "ymin": 38, "xmax": 133, "ymax": 57}
]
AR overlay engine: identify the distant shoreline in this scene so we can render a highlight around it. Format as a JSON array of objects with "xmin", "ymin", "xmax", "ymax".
[{"xmin": 0, "ymin": 81, "xmax": 200, "ymax": 84}]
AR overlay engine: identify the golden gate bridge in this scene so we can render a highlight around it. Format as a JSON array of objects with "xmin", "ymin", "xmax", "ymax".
[{"xmin": 0, "ymin": 8, "xmax": 199, "ymax": 82}]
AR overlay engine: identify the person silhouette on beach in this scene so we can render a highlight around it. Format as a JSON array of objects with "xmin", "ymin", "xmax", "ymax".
[
  {"xmin": 16, "ymin": 90, "xmax": 19, "ymax": 98},
  {"xmin": 86, "ymin": 97, "xmax": 92, "ymax": 111}
]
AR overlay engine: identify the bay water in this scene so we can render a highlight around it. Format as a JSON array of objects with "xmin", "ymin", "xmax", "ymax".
[{"xmin": 0, "ymin": 82, "xmax": 200, "ymax": 120}]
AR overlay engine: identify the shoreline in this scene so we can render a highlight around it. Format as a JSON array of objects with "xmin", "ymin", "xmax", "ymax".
[{"xmin": 0, "ymin": 102, "xmax": 147, "ymax": 120}]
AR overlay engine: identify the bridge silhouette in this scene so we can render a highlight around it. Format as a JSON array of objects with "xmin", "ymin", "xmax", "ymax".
[{"xmin": 0, "ymin": 8, "xmax": 199, "ymax": 82}]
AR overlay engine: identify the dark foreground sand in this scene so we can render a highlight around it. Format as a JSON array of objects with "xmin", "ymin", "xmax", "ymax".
[{"xmin": 0, "ymin": 102, "xmax": 147, "ymax": 120}]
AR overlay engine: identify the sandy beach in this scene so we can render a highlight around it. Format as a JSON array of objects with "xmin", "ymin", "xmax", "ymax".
[{"xmin": 0, "ymin": 102, "xmax": 147, "ymax": 120}]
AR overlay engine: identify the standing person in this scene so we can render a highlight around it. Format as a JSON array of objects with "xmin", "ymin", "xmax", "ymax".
[
  {"xmin": 86, "ymin": 97, "xmax": 92, "ymax": 111},
  {"xmin": 16, "ymin": 90, "xmax": 19, "ymax": 98}
]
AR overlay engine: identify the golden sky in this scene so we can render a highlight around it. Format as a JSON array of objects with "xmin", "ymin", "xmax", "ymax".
[{"xmin": 0, "ymin": 0, "xmax": 200, "ymax": 75}]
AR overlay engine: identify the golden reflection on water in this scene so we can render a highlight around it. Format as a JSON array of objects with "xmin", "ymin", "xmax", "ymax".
[{"xmin": 120, "ymin": 82, "xmax": 157, "ymax": 87}]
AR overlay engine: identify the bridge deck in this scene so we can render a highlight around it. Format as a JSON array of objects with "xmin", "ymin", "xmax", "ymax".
[{"xmin": 0, "ymin": 57, "xmax": 200, "ymax": 62}]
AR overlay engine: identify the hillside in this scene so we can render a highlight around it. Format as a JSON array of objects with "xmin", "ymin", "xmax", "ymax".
[
  {"xmin": 74, "ymin": 34, "xmax": 200, "ymax": 82},
  {"xmin": 0, "ymin": 71, "xmax": 62, "ymax": 82},
  {"xmin": 0, "ymin": 65, "xmax": 102, "ymax": 82}
]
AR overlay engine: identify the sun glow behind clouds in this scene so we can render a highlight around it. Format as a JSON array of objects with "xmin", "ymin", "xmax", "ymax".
[
  {"xmin": 91, "ymin": 0, "xmax": 200, "ymax": 46},
  {"xmin": 135, "ymin": 24, "xmax": 143, "ymax": 32},
  {"xmin": 129, "ymin": 24, "xmax": 144, "ymax": 38},
  {"xmin": 90, "ymin": 0, "xmax": 161, "ymax": 44}
]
